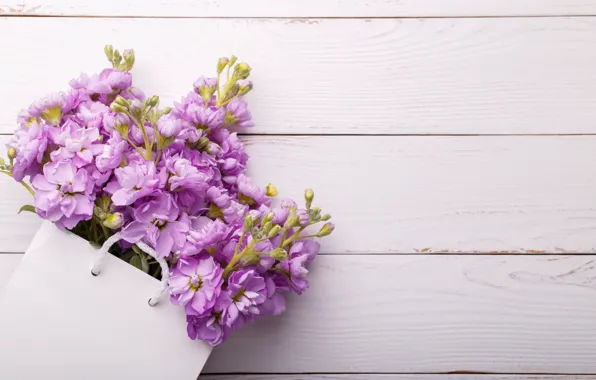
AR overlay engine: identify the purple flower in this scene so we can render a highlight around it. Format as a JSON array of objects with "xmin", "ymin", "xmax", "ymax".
[
  {"xmin": 289, "ymin": 239, "xmax": 321, "ymax": 262},
  {"xmin": 186, "ymin": 294, "xmax": 230, "ymax": 346},
  {"xmin": 31, "ymin": 161, "xmax": 94, "ymax": 229},
  {"xmin": 8, "ymin": 122, "xmax": 48, "ymax": 181},
  {"xmin": 76, "ymin": 101, "xmax": 112, "ymax": 131},
  {"xmin": 237, "ymin": 174, "xmax": 269, "ymax": 206},
  {"xmin": 165, "ymin": 156, "xmax": 211, "ymax": 192},
  {"xmin": 193, "ymin": 77, "xmax": 218, "ymax": 94},
  {"xmin": 95, "ymin": 133, "xmax": 128, "ymax": 171},
  {"xmin": 49, "ymin": 120, "xmax": 103, "ymax": 168},
  {"xmin": 169, "ymin": 256, "xmax": 224, "ymax": 316},
  {"xmin": 279, "ymin": 254, "xmax": 310, "ymax": 295},
  {"xmin": 258, "ymin": 277, "xmax": 286, "ymax": 316},
  {"xmin": 183, "ymin": 216, "xmax": 229, "ymax": 255},
  {"xmin": 157, "ymin": 115, "xmax": 183, "ymax": 138},
  {"xmin": 106, "ymin": 160, "xmax": 162, "ymax": 206},
  {"xmin": 120, "ymin": 193, "xmax": 188, "ymax": 258},
  {"xmin": 295, "ymin": 209, "xmax": 310, "ymax": 227},
  {"xmin": 224, "ymin": 98, "xmax": 254, "ymax": 128},
  {"xmin": 99, "ymin": 68, "xmax": 132, "ymax": 91},
  {"xmin": 206, "ymin": 186, "xmax": 231, "ymax": 209},
  {"xmin": 221, "ymin": 200, "xmax": 248, "ymax": 224},
  {"xmin": 29, "ymin": 93, "xmax": 66, "ymax": 126},
  {"xmin": 187, "ymin": 104, "xmax": 225, "ymax": 131},
  {"xmin": 223, "ymin": 269, "xmax": 267, "ymax": 327}
]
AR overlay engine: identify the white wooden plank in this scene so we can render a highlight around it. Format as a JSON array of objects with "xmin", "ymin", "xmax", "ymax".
[
  {"xmin": 2, "ymin": 17, "xmax": 596, "ymax": 135},
  {"xmin": 3, "ymin": 0, "xmax": 596, "ymax": 17},
  {"xmin": 3, "ymin": 135, "xmax": 596, "ymax": 254},
  {"xmin": 200, "ymin": 376, "xmax": 596, "ymax": 380},
  {"xmin": 2, "ymin": 253, "xmax": 596, "ymax": 373}
]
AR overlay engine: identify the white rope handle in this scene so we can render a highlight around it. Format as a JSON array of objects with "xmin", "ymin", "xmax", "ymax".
[{"xmin": 91, "ymin": 234, "xmax": 170, "ymax": 307}]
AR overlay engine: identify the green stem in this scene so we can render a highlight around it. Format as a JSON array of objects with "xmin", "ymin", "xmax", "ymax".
[
  {"xmin": 281, "ymin": 226, "xmax": 307, "ymax": 247},
  {"xmin": 100, "ymin": 223, "xmax": 111, "ymax": 241},
  {"xmin": 124, "ymin": 137, "xmax": 148, "ymax": 158},
  {"xmin": 19, "ymin": 181, "xmax": 35, "ymax": 197},
  {"xmin": 216, "ymin": 72, "xmax": 221, "ymax": 102},
  {"xmin": 1, "ymin": 170, "xmax": 35, "ymax": 196},
  {"xmin": 124, "ymin": 111, "xmax": 152, "ymax": 160}
]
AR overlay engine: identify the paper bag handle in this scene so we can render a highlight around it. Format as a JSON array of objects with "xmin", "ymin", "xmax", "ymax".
[{"xmin": 91, "ymin": 233, "xmax": 170, "ymax": 307}]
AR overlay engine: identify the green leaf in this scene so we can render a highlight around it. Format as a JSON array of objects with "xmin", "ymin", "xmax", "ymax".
[
  {"xmin": 140, "ymin": 255, "xmax": 150, "ymax": 273},
  {"xmin": 18, "ymin": 205, "xmax": 36, "ymax": 214},
  {"xmin": 129, "ymin": 255, "xmax": 142, "ymax": 270}
]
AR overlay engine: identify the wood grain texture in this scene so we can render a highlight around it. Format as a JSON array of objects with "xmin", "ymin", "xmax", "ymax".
[
  {"xmin": 3, "ymin": 0, "xmax": 596, "ymax": 17},
  {"xmin": 2, "ymin": 17, "xmax": 596, "ymax": 135},
  {"xmin": 4, "ymin": 253, "xmax": 596, "ymax": 373},
  {"xmin": 199, "ymin": 376, "xmax": 596, "ymax": 380},
  {"xmin": 2, "ymin": 135, "xmax": 596, "ymax": 254}
]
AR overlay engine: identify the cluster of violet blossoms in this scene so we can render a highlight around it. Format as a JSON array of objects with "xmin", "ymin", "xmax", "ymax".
[{"xmin": 1, "ymin": 46, "xmax": 334, "ymax": 346}]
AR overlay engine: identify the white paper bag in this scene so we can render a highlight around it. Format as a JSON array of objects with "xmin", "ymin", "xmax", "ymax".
[{"xmin": 0, "ymin": 221, "xmax": 212, "ymax": 380}]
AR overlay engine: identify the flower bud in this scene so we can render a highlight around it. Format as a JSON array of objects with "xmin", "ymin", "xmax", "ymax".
[
  {"xmin": 261, "ymin": 221, "xmax": 272, "ymax": 234},
  {"xmin": 194, "ymin": 77, "xmax": 218, "ymax": 104},
  {"xmin": 221, "ymin": 83, "xmax": 239, "ymax": 104},
  {"xmin": 267, "ymin": 224, "xmax": 282, "ymax": 238},
  {"xmin": 243, "ymin": 215, "xmax": 254, "ymax": 232},
  {"xmin": 112, "ymin": 50, "xmax": 122, "ymax": 67},
  {"xmin": 321, "ymin": 213, "xmax": 331, "ymax": 221},
  {"xmin": 110, "ymin": 103, "xmax": 127, "ymax": 114},
  {"xmin": 304, "ymin": 188, "xmax": 314, "ymax": 208},
  {"xmin": 269, "ymin": 247, "xmax": 287, "ymax": 261},
  {"xmin": 317, "ymin": 222, "xmax": 335, "ymax": 237},
  {"xmin": 93, "ymin": 206, "xmax": 106, "ymax": 220},
  {"xmin": 262, "ymin": 212, "xmax": 274, "ymax": 225},
  {"xmin": 123, "ymin": 49, "xmax": 135, "ymax": 71},
  {"xmin": 311, "ymin": 206, "xmax": 321, "ymax": 220},
  {"xmin": 104, "ymin": 45, "xmax": 114, "ymax": 61},
  {"xmin": 228, "ymin": 56, "xmax": 238, "ymax": 69},
  {"xmin": 195, "ymin": 137, "xmax": 210, "ymax": 151},
  {"xmin": 240, "ymin": 250, "xmax": 261, "ymax": 266},
  {"xmin": 156, "ymin": 116, "xmax": 183, "ymax": 138},
  {"xmin": 237, "ymin": 80, "xmax": 253, "ymax": 96},
  {"xmin": 114, "ymin": 121, "xmax": 129, "ymax": 139},
  {"xmin": 7, "ymin": 147, "xmax": 16, "ymax": 160},
  {"xmin": 103, "ymin": 212, "xmax": 124, "ymax": 230},
  {"xmin": 217, "ymin": 57, "xmax": 230, "ymax": 74},
  {"xmin": 284, "ymin": 213, "xmax": 300, "ymax": 228},
  {"xmin": 233, "ymin": 62, "xmax": 251, "ymax": 80},
  {"xmin": 162, "ymin": 107, "xmax": 172, "ymax": 115},
  {"xmin": 146, "ymin": 95, "xmax": 159, "ymax": 108},
  {"xmin": 266, "ymin": 183, "xmax": 278, "ymax": 197},
  {"xmin": 296, "ymin": 209, "xmax": 310, "ymax": 227}
]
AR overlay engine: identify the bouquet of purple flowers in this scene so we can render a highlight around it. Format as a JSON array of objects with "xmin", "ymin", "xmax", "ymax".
[{"xmin": 1, "ymin": 46, "xmax": 334, "ymax": 346}]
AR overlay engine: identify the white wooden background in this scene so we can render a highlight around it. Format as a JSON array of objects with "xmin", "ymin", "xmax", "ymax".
[{"xmin": 2, "ymin": 1, "xmax": 596, "ymax": 379}]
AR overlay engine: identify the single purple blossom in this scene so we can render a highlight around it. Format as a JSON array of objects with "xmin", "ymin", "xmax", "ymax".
[
  {"xmin": 165, "ymin": 156, "xmax": 211, "ymax": 192},
  {"xmin": 169, "ymin": 256, "xmax": 224, "ymax": 316},
  {"xmin": 105, "ymin": 160, "xmax": 162, "ymax": 206},
  {"xmin": 157, "ymin": 115, "xmax": 183, "ymax": 138},
  {"xmin": 279, "ymin": 254, "xmax": 310, "ymax": 295},
  {"xmin": 49, "ymin": 120, "xmax": 103, "ymax": 168},
  {"xmin": 31, "ymin": 161, "xmax": 94, "ymax": 229},
  {"xmin": 186, "ymin": 293, "xmax": 230, "ymax": 346},
  {"xmin": 224, "ymin": 98, "xmax": 254, "ymax": 128},
  {"xmin": 95, "ymin": 133, "xmax": 128, "ymax": 171},
  {"xmin": 8, "ymin": 122, "xmax": 48, "ymax": 181},
  {"xmin": 183, "ymin": 216, "xmax": 229, "ymax": 255},
  {"xmin": 223, "ymin": 269, "xmax": 267, "ymax": 327},
  {"xmin": 237, "ymin": 174, "xmax": 269, "ymax": 206},
  {"xmin": 120, "ymin": 193, "xmax": 188, "ymax": 258},
  {"xmin": 28, "ymin": 93, "xmax": 66, "ymax": 126}
]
